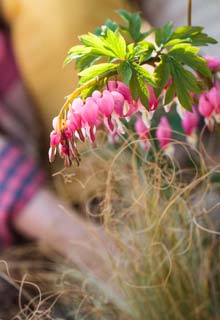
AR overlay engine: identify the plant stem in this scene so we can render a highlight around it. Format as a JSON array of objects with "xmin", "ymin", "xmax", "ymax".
[
  {"xmin": 187, "ymin": 0, "xmax": 192, "ymax": 26},
  {"xmin": 58, "ymin": 69, "xmax": 116, "ymax": 129},
  {"xmin": 58, "ymin": 56, "xmax": 160, "ymax": 130}
]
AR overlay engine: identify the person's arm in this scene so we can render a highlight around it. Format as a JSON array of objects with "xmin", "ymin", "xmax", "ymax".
[{"xmin": 13, "ymin": 188, "xmax": 114, "ymax": 280}]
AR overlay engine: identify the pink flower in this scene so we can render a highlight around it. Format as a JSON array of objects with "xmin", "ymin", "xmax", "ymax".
[
  {"xmin": 207, "ymin": 87, "xmax": 220, "ymax": 113},
  {"xmin": 135, "ymin": 118, "xmax": 150, "ymax": 151},
  {"xmin": 81, "ymin": 97, "xmax": 99, "ymax": 127},
  {"xmin": 95, "ymin": 90, "xmax": 114, "ymax": 117},
  {"xmin": 148, "ymin": 85, "xmax": 159, "ymax": 111},
  {"xmin": 198, "ymin": 86, "xmax": 220, "ymax": 126},
  {"xmin": 198, "ymin": 92, "xmax": 215, "ymax": 118},
  {"xmin": 135, "ymin": 118, "xmax": 149, "ymax": 140},
  {"xmin": 93, "ymin": 90, "xmax": 115, "ymax": 131},
  {"xmin": 111, "ymin": 91, "xmax": 125, "ymax": 117},
  {"xmin": 181, "ymin": 106, "xmax": 199, "ymax": 136},
  {"xmin": 67, "ymin": 112, "xmax": 82, "ymax": 131},
  {"xmin": 156, "ymin": 117, "xmax": 172, "ymax": 149},
  {"xmin": 108, "ymin": 81, "xmax": 133, "ymax": 104},
  {"xmin": 204, "ymin": 55, "xmax": 220, "ymax": 70},
  {"xmin": 50, "ymin": 130, "xmax": 61, "ymax": 146}
]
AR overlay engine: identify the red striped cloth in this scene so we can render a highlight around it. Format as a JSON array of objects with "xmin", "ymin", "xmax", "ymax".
[{"xmin": 0, "ymin": 30, "xmax": 45, "ymax": 247}]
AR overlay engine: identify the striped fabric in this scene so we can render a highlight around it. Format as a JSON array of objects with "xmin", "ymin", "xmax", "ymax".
[
  {"xmin": 0, "ymin": 141, "xmax": 45, "ymax": 247},
  {"xmin": 0, "ymin": 30, "xmax": 45, "ymax": 247}
]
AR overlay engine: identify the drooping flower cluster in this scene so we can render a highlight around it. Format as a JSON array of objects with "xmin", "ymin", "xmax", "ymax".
[
  {"xmin": 49, "ymin": 81, "xmax": 159, "ymax": 166},
  {"xmin": 49, "ymin": 55, "xmax": 220, "ymax": 167}
]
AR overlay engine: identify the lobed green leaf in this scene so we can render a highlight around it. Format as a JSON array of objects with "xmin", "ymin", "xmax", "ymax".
[
  {"xmin": 136, "ymin": 75, "xmax": 149, "ymax": 108},
  {"xmin": 164, "ymin": 82, "xmax": 175, "ymax": 105},
  {"xmin": 129, "ymin": 71, "xmax": 149, "ymax": 107},
  {"xmin": 64, "ymin": 45, "xmax": 92, "ymax": 65},
  {"xmin": 129, "ymin": 71, "xmax": 139, "ymax": 101},
  {"xmin": 118, "ymin": 61, "xmax": 133, "ymax": 85},
  {"xmin": 170, "ymin": 26, "xmax": 217, "ymax": 46},
  {"xmin": 132, "ymin": 63, "xmax": 156, "ymax": 87},
  {"xmin": 75, "ymin": 55, "xmax": 100, "ymax": 72},
  {"xmin": 103, "ymin": 29, "xmax": 127, "ymax": 59},
  {"xmin": 153, "ymin": 55, "xmax": 171, "ymax": 96},
  {"xmin": 117, "ymin": 10, "xmax": 148, "ymax": 42},
  {"xmin": 168, "ymin": 44, "xmax": 212, "ymax": 78},
  {"xmin": 169, "ymin": 58, "xmax": 201, "ymax": 110},
  {"xmin": 79, "ymin": 63, "xmax": 117, "ymax": 84},
  {"xmin": 95, "ymin": 19, "xmax": 119, "ymax": 36},
  {"xmin": 155, "ymin": 22, "xmax": 173, "ymax": 47},
  {"xmin": 80, "ymin": 33, "xmax": 116, "ymax": 57}
]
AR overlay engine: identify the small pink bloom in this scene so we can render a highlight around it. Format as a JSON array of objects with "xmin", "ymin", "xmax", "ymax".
[
  {"xmin": 108, "ymin": 81, "xmax": 133, "ymax": 104},
  {"xmin": 135, "ymin": 118, "xmax": 149, "ymax": 140},
  {"xmin": 81, "ymin": 97, "xmax": 99, "ymax": 127},
  {"xmin": 181, "ymin": 106, "xmax": 199, "ymax": 136},
  {"xmin": 207, "ymin": 87, "xmax": 220, "ymax": 113},
  {"xmin": 92, "ymin": 90, "xmax": 101, "ymax": 100},
  {"xmin": 96, "ymin": 90, "xmax": 114, "ymax": 117},
  {"xmin": 125, "ymin": 100, "xmax": 139, "ymax": 117},
  {"xmin": 67, "ymin": 112, "xmax": 82, "ymax": 131},
  {"xmin": 204, "ymin": 55, "xmax": 220, "ymax": 70},
  {"xmin": 198, "ymin": 92, "xmax": 215, "ymax": 118},
  {"xmin": 63, "ymin": 127, "xmax": 73, "ymax": 140},
  {"xmin": 111, "ymin": 91, "xmax": 125, "ymax": 117},
  {"xmin": 52, "ymin": 116, "xmax": 59, "ymax": 131},
  {"xmin": 148, "ymin": 85, "xmax": 159, "ymax": 111},
  {"xmin": 72, "ymin": 97, "xmax": 84, "ymax": 112},
  {"xmin": 50, "ymin": 130, "xmax": 61, "ymax": 146},
  {"xmin": 156, "ymin": 117, "xmax": 172, "ymax": 149}
]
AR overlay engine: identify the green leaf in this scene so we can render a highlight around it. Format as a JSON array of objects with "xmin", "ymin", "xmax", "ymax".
[
  {"xmin": 164, "ymin": 38, "xmax": 192, "ymax": 47},
  {"xmin": 137, "ymin": 75, "xmax": 149, "ymax": 108},
  {"xmin": 80, "ymin": 33, "xmax": 116, "ymax": 57},
  {"xmin": 155, "ymin": 22, "xmax": 173, "ymax": 47},
  {"xmin": 117, "ymin": 61, "xmax": 132, "ymax": 85},
  {"xmin": 134, "ymin": 41, "xmax": 156, "ymax": 62},
  {"xmin": 79, "ymin": 63, "xmax": 117, "ymax": 84},
  {"xmin": 117, "ymin": 9, "xmax": 131, "ymax": 25},
  {"xmin": 75, "ymin": 54, "xmax": 100, "ymax": 72},
  {"xmin": 134, "ymin": 41, "xmax": 155, "ymax": 55},
  {"xmin": 153, "ymin": 55, "xmax": 171, "ymax": 96},
  {"xmin": 139, "ymin": 50, "xmax": 154, "ymax": 64},
  {"xmin": 129, "ymin": 72, "xmax": 139, "ymax": 101},
  {"xmin": 168, "ymin": 43, "xmax": 199, "ymax": 55},
  {"xmin": 168, "ymin": 58, "xmax": 200, "ymax": 110},
  {"xmin": 189, "ymin": 33, "xmax": 217, "ymax": 46},
  {"xmin": 103, "ymin": 29, "xmax": 126, "ymax": 59},
  {"xmin": 170, "ymin": 26, "xmax": 217, "ymax": 46},
  {"xmin": 105, "ymin": 19, "xmax": 119, "ymax": 32},
  {"xmin": 171, "ymin": 26, "xmax": 203, "ymax": 38},
  {"xmin": 132, "ymin": 63, "xmax": 156, "ymax": 87},
  {"xmin": 94, "ymin": 19, "xmax": 119, "ymax": 36},
  {"xmin": 127, "ymin": 41, "xmax": 155, "ymax": 62},
  {"xmin": 126, "ymin": 43, "xmax": 135, "ymax": 59},
  {"xmin": 129, "ymin": 13, "xmax": 142, "ymax": 42},
  {"xmin": 117, "ymin": 10, "xmax": 147, "ymax": 42},
  {"xmin": 182, "ymin": 69, "xmax": 201, "ymax": 93},
  {"xmin": 64, "ymin": 45, "xmax": 92, "ymax": 65},
  {"xmin": 129, "ymin": 71, "xmax": 149, "ymax": 107},
  {"xmin": 168, "ymin": 44, "xmax": 212, "ymax": 78},
  {"xmin": 164, "ymin": 82, "xmax": 175, "ymax": 105}
]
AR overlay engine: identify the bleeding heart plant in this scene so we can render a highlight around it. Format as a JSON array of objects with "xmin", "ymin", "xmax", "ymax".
[{"xmin": 49, "ymin": 7, "xmax": 219, "ymax": 167}]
